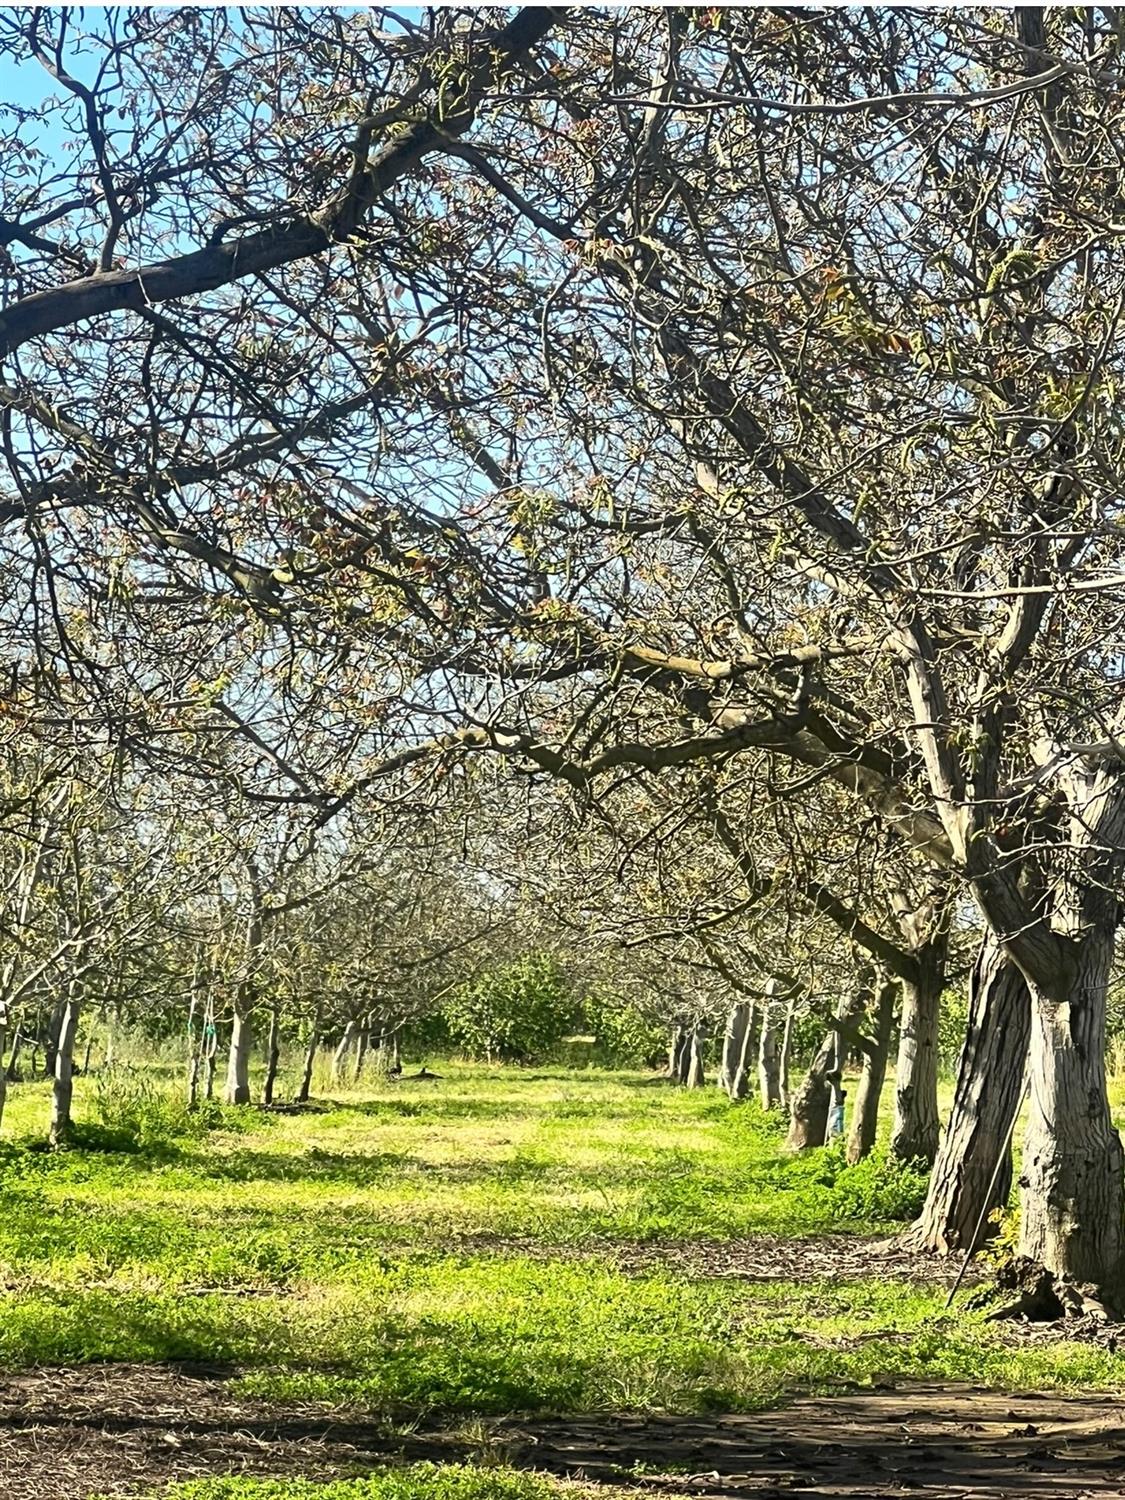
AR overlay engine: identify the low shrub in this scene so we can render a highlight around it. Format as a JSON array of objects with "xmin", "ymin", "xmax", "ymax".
[{"xmin": 814, "ymin": 1144, "xmax": 929, "ymax": 1222}]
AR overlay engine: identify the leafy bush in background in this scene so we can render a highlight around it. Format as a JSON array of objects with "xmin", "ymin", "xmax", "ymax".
[
  {"xmin": 444, "ymin": 954, "xmax": 578, "ymax": 1063},
  {"xmin": 582, "ymin": 989, "xmax": 666, "ymax": 1068},
  {"xmin": 938, "ymin": 986, "xmax": 970, "ymax": 1075}
]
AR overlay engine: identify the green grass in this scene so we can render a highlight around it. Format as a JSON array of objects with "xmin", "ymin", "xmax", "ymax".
[
  {"xmin": 5, "ymin": 1058, "xmax": 1125, "ymax": 1499},
  {"xmin": 109, "ymin": 1465, "xmax": 637, "ymax": 1500}
]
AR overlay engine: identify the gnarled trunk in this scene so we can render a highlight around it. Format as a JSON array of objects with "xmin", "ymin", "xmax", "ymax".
[
  {"xmin": 1019, "ymin": 929, "xmax": 1124, "ymax": 1291},
  {"xmin": 913, "ymin": 933, "xmax": 1030, "ymax": 1254},
  {"xmin": 846, "ymin": 976, "xmax": 896, "ymax": 1164},
  {"xmin": 890, "ymin": 963, "xmax": 942, "ymax": 1165},
  {"xmin": 224, "ymin": 1007, "xmax": 253, "ymax": 1105},
  {"xmin": 50, "ymin": 995, "xmax": 79, "ymax": 1147}
]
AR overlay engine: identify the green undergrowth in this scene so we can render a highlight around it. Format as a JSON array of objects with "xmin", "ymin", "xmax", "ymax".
[
  {"xmin": 114, "ymin": 1465, "xmax": 639, "ymax": 1500},
  {"xmin": 1, "ymin": 1062, "xmax": 1124, "ymax": 1428}
]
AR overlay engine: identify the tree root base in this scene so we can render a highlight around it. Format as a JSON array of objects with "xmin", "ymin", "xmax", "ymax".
[{"xmin": 971, "ymin": 1256, "xmax": 1119, "ymax": 1323}]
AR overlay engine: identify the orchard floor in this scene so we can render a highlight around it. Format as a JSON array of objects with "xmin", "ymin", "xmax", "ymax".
[{"xmin": 0, "ymin": 1063, "xmax": 1122, "ymax": 1499}]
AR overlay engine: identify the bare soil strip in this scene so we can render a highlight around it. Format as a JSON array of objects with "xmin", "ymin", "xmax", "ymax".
[
  {"xmin": 2, "ymin": 1366, "xmax": 1124, "ymax": 1500},
  {"xmin": 500, "ymin": 1386, "xmax": 1125, "ymax": 1498},
  {"xmin": 453, "ymin": 1233, "xmax": 983, "ymax": 1288}
]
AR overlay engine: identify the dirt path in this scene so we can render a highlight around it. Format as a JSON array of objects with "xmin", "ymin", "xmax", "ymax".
[
  {"xmin": 453, "ymin": 1232, "xmax": 984, "ymax": 1288},
  {"xmin": 500, "ymin": 1385, "xmax": 1125, "ymax": 1497},
  {"xmin": 1, "ymin": 1366, "xmax": 1124, "ymax": 1499}
]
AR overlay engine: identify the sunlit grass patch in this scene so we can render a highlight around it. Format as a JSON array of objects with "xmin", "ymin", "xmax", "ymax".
[{"xmin": 118, "ymin": 1465, "xmax": 651, "ymax": 1500}]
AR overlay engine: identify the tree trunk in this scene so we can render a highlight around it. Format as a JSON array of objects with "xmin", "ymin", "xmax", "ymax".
[
  {"xmin": 296, "ymin": 1007, "xmax": 321, "ymax": 1104},
  {"xmin": 1018, "ymin": 929, "xmax": 1124, "ymax": 1292},
  {"xmin": 261, "ymin": 1002, "xmax": 281, "ymax": 1105},
  {"xmin": 224, "ymin": 1008, "xmax": 253, "ymax": 1105},
  {"xmin": 685, "ymin": 1026, "xmax": 705, "ymax": 1088},
  {"xmin": 730, "ymin": 1003, "xmax": 757, "ymax": 1100},
  {"xmin": 332, "ymin": 1019, "xmax": 358, "ymax": 1083},
  {"xmin": 912, "ymin": 933, "xmax": 1030, "ymax": 1253},
  {"xmin": 758, "ymin": 981, "xmax": 782, "ymax": 1110},
  {"xmin": 50, "ymin": 995, "xmax": 79, "ymax": 1147},
  {"xmin": 186, "ymin": 988, "xmax": 201, "ymax": 1109},
  {"xmin": 787, "ymin": 1030, "xmax": 835, "ymax": 1151},
  {"xmin": 666, "ymin": 1026, "xmax": 684, "ymax": 1079},
  {"xmin": 846, "ymin": 976, "xmax": 896, "ymax": 1164},
  {"xmin": 0, "ymin": 1011, "xmax": 9, "ymax": 1133},
  {"xmin": 6, "ymin": 1024, "xmax": 23, "ymax": 1084},
  {"xmin": 104, "ymin": 1001, "xmax": 118, "ymax": 1069},
  {"xmin": 787, "ymin": 990, "xmax": 866, "ymax": 1151},
  {"xmin": 44, "ymin": 998, "xmax": 65, "ymax": 1079},
  {"xmin": 719, "ymin": 1002, "xmax": 749, "ymax": 1094},
  {"xmin": 202, "ymin": 996, "xmax": 218, "ymax": 1101},
  {"xmin": 352, "ymin": 1017, "xmax": 371, "ymax": 1083},
  {"xmin": 890, "ymin": 962, "xmax": 942, "ymax": 1165},
  {"xmin": 672, "ymin": 1027, "xmax": 692, "ymax": 1084},
  {"xmin": 779, "ymin": 992, "xmax": 795, "ymax": 1109}
]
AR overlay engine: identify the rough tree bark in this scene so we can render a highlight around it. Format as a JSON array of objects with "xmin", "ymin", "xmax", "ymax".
[
  {"xmin": 913, "ymin": 933, "xmax": 1030, "ymax": 1253},
  {"xmin": 50, "ymin": 994, "xmax": 79, "ymax": 1147},
  {"xmin": 846, "ymin": 975, "xmax": 896, "ymax": 1165},
  {"xmin": 890, "ymin": 959, "xmax": 943, "ymax": 1165},
  {"xmin": 1019, "ymin": 928, "xmax": 1124, "ymax": 1291}
]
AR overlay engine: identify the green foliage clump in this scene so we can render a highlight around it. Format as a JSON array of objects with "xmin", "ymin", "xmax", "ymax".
[
  {"xmin": 814, "ymin": 1145, "xmax": 929, "ymax": 1222},
  {"xmin": 444, "ymin": 954, "xmax": 577, "ymax": 1063},
  {"xmin": 81, "ymin": 1066, "xmax": 222, "ymax": 1153},
  {"xmin": 582, "ymin": 989, "xmax": 666, "ymax": 1067}
]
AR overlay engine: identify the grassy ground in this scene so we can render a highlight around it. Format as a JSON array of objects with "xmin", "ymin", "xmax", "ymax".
[{"xmin": 0, "ymin": 1061, "xmax": 1121, "ymax": 1499}]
